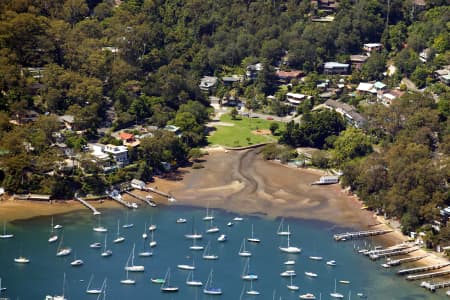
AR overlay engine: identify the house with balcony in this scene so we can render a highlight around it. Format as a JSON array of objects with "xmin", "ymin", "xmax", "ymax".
[{"xmin": 323, "ymin": 62, "xmax": 349, "ymax": 75}]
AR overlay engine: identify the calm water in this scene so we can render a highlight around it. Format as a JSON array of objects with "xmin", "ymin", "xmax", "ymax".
[{"xmin": 0, "ymin": 205, "xmax": 446, "ymax": 299}]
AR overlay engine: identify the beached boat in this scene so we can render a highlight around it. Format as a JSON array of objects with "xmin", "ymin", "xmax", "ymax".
[
  {"xmin": 326, "ymin": 260, "xmax": 337, "ymax": 266},
  {"xmin": 279, "ymin": 227, "xmax": 301, "ymax": 253},
  {"xmin": 203, "ymin": 241, "xmax": 219, "ymax": 260},
  {"xmin": 113, "ymin": 220, "xmax": 125, "ymax": 244},
  {"xmin": 217, "ymin": 234, "xmax": 227, "ymax": 242},
  {"xmin": 14, "ymin": 256, "xmax": 30, "ymax": 264},
  {"xmin": 245, "ymin": 279, "xmax": 260, "ymax": 295},
  {"xmin": 277, "ymin": 218, "xmax": 291, "ymax": 236},
  {"xmin": 93, "ymin": 215, "xmax": 107, "ymax": 233},
  {"xmin": 280, "ymin": 270, "xmax": 296, "ymax": 277},
  {"xmin": 56, "ymin": 237, "xmax": 72, "ymax": 257},
  {"xmin": 238, "ymin": 238, "xmax": 252, "ymax": 257},
  {"xmin": 120, "ymin": 269, "xmax": 135, "ymax": 285},
  {"xmin": 247, "ymin": 224, "xmax": 261, "ymax": 243},
  {"xmin": 185, "ymin": 218, "xmax": 203, "ymax": 239},
  {"xmin": 85, "ymin": 274, "xmax": 102, "ymax": 294},
  {"xmin": 241, "ymin": 258, "xmax": 258, "ymax": 280},
  {"xmin": 161, "ymin": 269, "xmax": 178, "ymax": 292},
  {"xmin": 286, "ymin": 274, "xmax": 299, "ymax": 291},
  {"xmin": 124, "ymin": 244, "xmax": 144, "ymax": 272},
  {"xmin": 311, "ymin": 175, "xmax": 339, "ymax": 185},
  {"xmin": 305, "ymin": 272, "xmax": 318, "ymax": 278},
  {"xmin": 101, "ymin": 234, "xmax": 112, "ymax": 257},
  {"xmin": 48, "ymin": 217, "xmax": 58, "ymax": 243},
  {"xmin": 0, "ymin": 221, "xmax": 14, "ymax": 239},
  {"xmin": 299, "ymin": 293, "xmax": 316, "ymax": 299},
  {"xmin": 203, "ymin": 269, "xmax": 222, "ymax": 295},
  {"xmin": 189, "ymin": 238, "xmax": 204, "ymax": 251},
  {"xmin": 186, "ymin": 270, "xmax": 202, "ymax": 286},
  {"xmin": 330, "ymin": 279, "xmax": 344, "ymax": 298}
]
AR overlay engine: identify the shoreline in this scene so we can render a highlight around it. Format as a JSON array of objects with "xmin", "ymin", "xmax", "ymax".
[{"xmin": 1, "ymin": 148, "xmax": 448, "ymax": 276}]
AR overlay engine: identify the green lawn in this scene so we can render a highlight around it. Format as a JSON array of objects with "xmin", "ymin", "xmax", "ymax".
[{"xmin": 207, "ymin": 114, "xmax": 284, "ymax": 147}]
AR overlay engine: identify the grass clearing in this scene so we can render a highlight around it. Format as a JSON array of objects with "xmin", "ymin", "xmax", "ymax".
[{"xmin": 207, "ymin": 114, "xmax": 284, "ymax": 147}]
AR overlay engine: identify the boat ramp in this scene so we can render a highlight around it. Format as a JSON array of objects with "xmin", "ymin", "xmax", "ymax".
[{"xmin": 333, "ymin": 229, "xmax": 392, "ymax": 241}]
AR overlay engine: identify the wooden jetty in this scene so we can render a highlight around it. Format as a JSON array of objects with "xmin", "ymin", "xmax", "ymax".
[
  {"xmin": 370, "ymin": 246, "xmax": 419, "ymax": 260},
  {"xmin": 406, "ymin": 269, "xmax": 450, "ymax": 281},
  {"xmin": 382, "ymin": 255, "xmax": 428, "ymax": 268},
  {"xmin": 124, "ymin": 191, "xmax": 156, "ymax": 207},
  {"xmin": 366, "ymin": 243, "xmax": 410, "ymax": 257},
  {"xmin": 421, "ymin": 280, "xmax": 450, "ymax": 292},
  {"xmin": 74, "ymin": 194, "xmax": 101, "ymax": 215},
  {"xmin": 333, "ymin": 229, "xmax": 392, "ymax": 241},
  {"xmin": 106, "ymin": 190, "xmax": 135, "ymax": 209},
  {"xmin": 397, "ymin": 263, "xmax": 450, "ymax": 276},
  {"xmin": 145, "ymin": 187, "xmax": 176, "ymax": 202}
]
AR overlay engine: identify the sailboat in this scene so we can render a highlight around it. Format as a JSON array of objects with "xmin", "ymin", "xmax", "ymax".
[
  {"xmin": 299, "ymin": 293, "xmax": 316, "ymax": 299},
  {"xmin": 245, "ymin": 279, "xmax": 260, "ymax": 295},
  {"xmin": 203, "ymin": 269, "xmax": 222, "ymax": 295},
  {"xmin": 238, "ymin": 238, "xmax": 252, "ymax": 257},
  {"xmin": 277, "ymin": 218, "xmax": 291, "ymax": 236},
  {"xmin": 279, "ymin": 226, "xmax": 301, "ymax": 253},
  {"xmin": 98, "ymin": 278, "xmax": 107, "ymax": 300},
  {"xmin": 202, "ymin": 241, "xmax": 219, "ymax": 260},
  {"xmin": 124, "ymin": 244, "xmax": 144, "ymax": 272},
  {"xmin": 122, "ymin": 211, "xmax": 133, "ymax": 228},
  {"xmin": 70, "ymin": 251, "xmax": 84, "ymax": 266},
  {"xmin": 205, "ymin": 219, "xmax": 219, "ymax": 234},
  {"xmin": 286, "ymin": 274, "xmax": 299, "ymax": 291},
  {"xmin": 86, "ymin": 274, "xmax": 102, "ymax": 294},
  {"xmin": 138, "ymin": 238, "xmax": 152, "ymax": 257},
  {"xmin": 149, "ymin": 230, "xmax": 157, "ymax": 248},
  {"xmin": 148, "ymin": 217, "xmax": 157, "ymax": 231},
  {"xmin": 305, "ymin": 271, "xmax": 318, "ymax": 278},
  {"xmin": 330, "ymin": 279, "xmax": 344, "ymax": 298},
  {"xmin": 14, "ymin": 256, "xmax": 30, "ymax": 263},
  {"xmin": 113, "ymin": 220, "xmax": 125, "ymax": 243},
  {"xmin": 186, "ymin": 270, "xmax": 202, "ymax": 286},
  {"xmin": 48, "ymin": 217, "xmax": 58, "ymax": 243},
  {"xmin": 177, "ymin": 258, "xmax": 196, "ymax": 270},
  {"xmin": 101, "ymin": 234, "xmax": 112, "ymax": 257},
  {"xmin": 185, "ymin": 218, "xmax": 203, "ymax": 239},
  {"xmin": 142, "ymin": 223, "xmax": 148, "ymax": 239},
  {"xmin": 0, "ymin": 221, "xmax": 14, "ymax": 239},
  {"xmin": 56, "ymin": 236, "xmax": 72, "ymax": 257},
  {"xmin": 120, "ymin": 269, "xmax": 135, "ymax": 285},
  {"xmin": 45, "ymin": 273, "xmax": 67, "ymax": 300},
  {"xmin": 0, "ymin": 277, "xmax": 6, "ymax": 292},
  {"xmin": 202, "ymin": 204, "xmax": 214, "ymax": 221},
  {"xmin": 93, "ymin": 215, "xmax": 107, "ymax": 233},
  {"xmin": 161, "ymin": 268, "xmax": 179, "ymax": 292},
  {"xmin": 241, "ymin": 258, "xmax": 258, "ymax": 280},
  {"xmin": 189, "ymin": 238, "xmax": 204, "ymax": 251},
  {"xmin": 247, "ymin": 224, "xmax": 261, "ymax": 243}
]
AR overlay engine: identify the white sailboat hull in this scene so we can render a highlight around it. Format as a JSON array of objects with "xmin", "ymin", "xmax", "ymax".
[
  {"xmin": 125, "ymin": 266, "xmax": 144, "ymax": 272},
  {"xmin": 279, "ymin": 246, "xmax": 301, "ymax": 253}
]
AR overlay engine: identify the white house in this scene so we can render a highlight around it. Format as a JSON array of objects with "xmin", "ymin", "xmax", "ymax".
[
  {"xmin": 323, "ymin": 62, "xmax": 349, "ymax": 74},
  {"xmin": 286, "ymin": 92, "xmax": 306, "ymax": 105},
  {"xmin": 103, "ymin": 144, "xmax": 129, "ymax": 167},
  {"xmin": 199, "ymin": 76, "xmax": 218, "ymax": 93}
]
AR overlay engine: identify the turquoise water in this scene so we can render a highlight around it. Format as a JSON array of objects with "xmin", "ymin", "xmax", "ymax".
[{"xmin": 0, "ymin": 205, "xmax": 446, "ymax": 299}]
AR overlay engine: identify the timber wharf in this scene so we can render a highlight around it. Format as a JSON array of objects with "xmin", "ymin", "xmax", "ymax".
[{"xmin": 333, "ymin": 229, "xmax": 392, "ymax": 241}]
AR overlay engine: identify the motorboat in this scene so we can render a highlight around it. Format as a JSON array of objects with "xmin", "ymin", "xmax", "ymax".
[
  {"xmin": 90, "ymin": 242, "xmax": 102, "ymax": 249},
  {"xmin": 299, "ymin": 293, "xmax": 316, "ymax": 299},
  {"xmin": 284, "ymin": 260, "xmax": 296, "ymax": 265},
  {"xmin": 326, "ymin": 260, "xmax": 337, "ymax": 266},
  {"xmin": 14, "ymin": 256, "xmax": 30, "ymax": 263},
  {"xmin": 176, "ymin": 218, "xmax": 187, "ymax": 224},
  {"xmin": 217, "ymin": 234, "xmax": 227, "ymax": 242},
  {"xmin": 280, "ymin": 270, "xmax": 296, "ymax": 277},
  {"xmin": 305, "ymin": 272, "xmax": 318, "ymax": 278},
  {"xmin": 309, "ymin": 256, "xmax": 323, "ymax": 261}
]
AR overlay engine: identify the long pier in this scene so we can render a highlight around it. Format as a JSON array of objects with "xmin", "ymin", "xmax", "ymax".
[
  {"xmin": 74, "ymin": 194, "xmax": 101, "ymax": 215},
  {"xmin": 370, "ymin": 246, "xmax": 419, "ymax": 260},
  {"xmin": 397, "ymin": 263, "xmax": 450, "ymax": 275},
  {"xmin": 106, "ymin": 191, "xmax": 135, "ymax": 209},
  {"xmin": 333, "ymin": 229, "xmax": 392, "ymax": 241},
  {"xmin": 366, "ymin": 244, "xmax": 410, "ymax": 257},
  {"xmin": 382, "ymin": 255, "xmax": 428, "ymax": 267},
  {"xmin": 406, "ymin": 269, "xmax": 450, "ymax": 281},
  {"xmin": 124, "ymin": 191, "xmax": 156, "ymax": 207},
  {"xmin": 421, "ymin": 280, "xmax": 450, "ymax": 292},
  {"xmin": 145, "ymin": 187, "xmax": 176, "ymax": 202}
]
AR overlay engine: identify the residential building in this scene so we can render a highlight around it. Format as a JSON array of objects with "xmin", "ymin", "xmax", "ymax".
[
  {"xmin": 10, "ymin": 110, "xmax": 39, "ymax": 125},
  {"xmin": 286, "ymin": 92, "xmax": 307, "ymax": 105},
  {"xmin": 350, "ymin": 55, "xmax": 368, "ymax": 70},
  {"xmin": 199, "ymin": 76, "xmax": 218, "ymax": 93},
  {"xmin": 246, "ymin": 63, "xmax": 263, "ymax": 80},
  {"xmin": 356, "ymin": 82, "xmax": 375, "ymax": 94},
  {"xmin": 324, "ymin": 99, "xmax": 366, "ymax": 128},
  {"xmin": 435, "ymin": 66, "xmax": 450, "ymax": 85},
  {"xmin": 58, "ymin": 115, "xmax": 75, "ymax": 130},
  {"xmin": 103, "ymin": 144, "xmax": 129, "ymax": 167},
  {"xmin": 119, "ymin": 132, "xmax": 140, "ymax": 147},
  {"xmin": 275, "ymin": 70, "xmax": 304, "ymax": 83},
  {"xmin": 222, "ymin": 75, "xmax": 242, "ymax": 86},
  {"xmin": 363, "ymin": 43, "xmax": 383, "ymax": 55},
  {"xmin": 164, "ymin": 125, "xmax": 181, "ymax": 135},
  {"xmin": 323, "ymin": 62, "xmax": 349, "ymax": 75}
]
